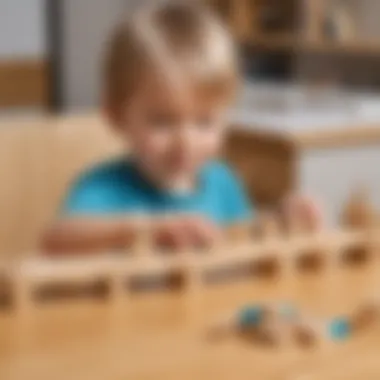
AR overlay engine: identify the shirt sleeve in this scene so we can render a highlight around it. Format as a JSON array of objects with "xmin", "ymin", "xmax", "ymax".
[
  {"xmin": 219, "ymin": 164, "xmax": 254, "ymax": 225},
  {"xmin": 60, "ymin": 172, "xmax": 119, "ymax": 216}
]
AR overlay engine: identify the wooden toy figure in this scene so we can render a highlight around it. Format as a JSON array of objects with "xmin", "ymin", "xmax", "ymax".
[
  {"xmin": 208, "ymin": 299, "xmax": 380, "ymax": 348},
  {"xmin": 293, "ymin": 316, "xmax": 351, "ymax": 347},
  {"xmin": 207, "ymin": 303, "xmax": 298, "ymax": 345},
  {"xmin": 293, "ymin": 301, "xmax": 380, "ymax": 347}
]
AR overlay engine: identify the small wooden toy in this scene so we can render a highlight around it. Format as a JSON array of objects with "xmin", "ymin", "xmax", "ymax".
[
  {"xmin": 292, "ymin": 316, "xmax": 351, "ymax": 347},
  {"xmin": 208, "ymin": 298, "xmax": 380, "ymax": 348},
  {"xmin": 292, "ymin": 300, "xmax": 380, "ymax": 347},
  {"xmin": 341, "ymin": 188, "xmax": 376, "ymax": 228},
  {"xmin": 207, "ymin": 303, "xmax": 298, "ymax": 344}
]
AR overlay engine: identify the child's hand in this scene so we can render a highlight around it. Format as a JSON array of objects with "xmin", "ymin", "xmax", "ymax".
[
  {"xmin": 153, "ymin": 215, "xmax": 221, "ymax": 250},
  {"xmin": 281, "ymin": 194, "xmax": 324, "ymax": 232}
]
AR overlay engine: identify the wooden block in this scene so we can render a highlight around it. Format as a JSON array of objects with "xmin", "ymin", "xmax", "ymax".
[
  {"xmin": 132, "ymin": 215, "xmax": 153, "ymax": 256},
  {"xmin": 20, "ymin": 256, "xmax": 114, "ymax": 286},
  {"xmin": 225, "ymin": 222, "xmax": 253, "ymax": 242},
  {"xmin": 183, "ymin": 252, "xmax": 203, "ymax": 295},
  {"xmin": 107, "ymin": 263, "xmax": 129, "ymax": 305},
  {"xmin": 341, "ymin": 188, "xmax": 376, "ymax": 228},
  {"xmin": 209, "ymin": 303, "xmax": 297, "ymax": 345},
  {"xmin": 12, "ymin": 263, "xmax": 34, "ymax": 312}
]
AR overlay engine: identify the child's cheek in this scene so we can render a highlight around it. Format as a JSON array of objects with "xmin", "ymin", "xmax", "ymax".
[
  {"xmin": 197, "ymin": 128, "xmax": 224, "ymax": 160},
  {"xmin": 136, "ymin": 129, "xmax": 171, "ymax": 163}
]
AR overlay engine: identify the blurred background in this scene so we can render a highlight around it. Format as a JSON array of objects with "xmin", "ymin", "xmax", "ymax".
[
  {"xmin": 1, "ymin": 4, "xmax": 379, "ymax": 376},
  {"xmin": 3, "ymin": 0, "xmax": 380, "ymax": 113},
  {"xmin": 1, "ymin": 0, "xmax": 380, "ymax": 255}
]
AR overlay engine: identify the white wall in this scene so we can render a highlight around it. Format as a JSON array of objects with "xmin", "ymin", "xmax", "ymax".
[
  {"xmin": 300, "ymin": 146, "xmax": 380, "ymax": 225},
  {"xmin": 61, "ymin": 0, "xmax": 140, "ymax": 110},
  {"xmin": 0, "ymin": 0, "xmax": 46, "ymax": 59}
]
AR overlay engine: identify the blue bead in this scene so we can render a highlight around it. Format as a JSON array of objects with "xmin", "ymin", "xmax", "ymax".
[
  {"xmin": 238, "ymin": 306, "xmax": 264, "ymax": 327},
  {"xmin": 328, "ymin": 318, "xmax": 351, "ymax": 340}
]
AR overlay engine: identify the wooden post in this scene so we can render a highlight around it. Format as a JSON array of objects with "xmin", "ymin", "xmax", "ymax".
[
  {"xmin": 132, "ymin": 214, "xmax": 153, "ymax": 256},
  {"xmin": 341, "ymin": 188, "xmax": 376, "ymax": 228},
  {"xmin": 13, "ymin": 263, "xmax": 33, "ymax": 313},
  {"xmin": 230, "ymin": 0, "xmax": 255, "ymax": 41},
  {"xmin": 302, "ymin": 0, "xmax": 325, "ymax": 42}
]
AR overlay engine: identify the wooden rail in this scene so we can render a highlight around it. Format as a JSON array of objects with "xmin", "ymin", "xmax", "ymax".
[{"xmin": 0, "ymin": 227, "xmax": 376, "ymax": 312}]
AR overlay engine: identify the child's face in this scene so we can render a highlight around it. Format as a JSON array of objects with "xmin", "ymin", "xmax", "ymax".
[{"xmin": 113, "ymin": 73, "xmax": 228, "ymax": 189}]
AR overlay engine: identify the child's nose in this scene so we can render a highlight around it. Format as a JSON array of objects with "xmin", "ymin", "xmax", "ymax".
[{"xmin": 174, "ymin": 124, "xmax": 196, "ymax": 148}]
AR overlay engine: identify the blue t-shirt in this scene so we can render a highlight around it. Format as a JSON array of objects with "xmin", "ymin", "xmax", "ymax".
[{"xmin": 62, "ymin": 158, "xmax": 253, "ymax": 226}]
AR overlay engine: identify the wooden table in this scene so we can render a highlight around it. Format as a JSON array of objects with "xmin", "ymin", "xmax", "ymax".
[{"xmin": 1, "ymin": 260, "xmax": 380, "ymax": 380}]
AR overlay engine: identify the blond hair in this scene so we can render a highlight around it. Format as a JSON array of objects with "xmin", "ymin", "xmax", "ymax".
[{"xmin": 104, "ymin": 0, "xmax": 238, "ymax": 106}]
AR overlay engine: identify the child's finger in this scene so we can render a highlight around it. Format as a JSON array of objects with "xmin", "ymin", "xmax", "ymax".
[
  {"xmin": 283, "ymin": 195, "xmax": 324, "ymax": 232},
  {"xmin": 183, "ymin": 216, "xmax": 221, "ymax": 248},
  {"xmin": 301, "ymin": 199, "xmax": 324, "ymax": 231},
  {"xmin": 154, "ymin": 217, "xmax": 191, "ymax": 251},
  {"xmin": 170, "ymin": 221, "xmax": 193, "ymax": 250}
]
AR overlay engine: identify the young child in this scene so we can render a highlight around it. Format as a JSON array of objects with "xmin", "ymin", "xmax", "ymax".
[{"xmin": 43, "ymin": 1, "xmax": 321, "ymax": 254}]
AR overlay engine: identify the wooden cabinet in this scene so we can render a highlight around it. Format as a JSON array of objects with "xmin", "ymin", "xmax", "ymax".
[
  {"xmin": 206, "ymin": 0, "xmax": 378, "ymax": 52},
  {"xmin": 224, "ymin": 128, "xmax": 296, "ymax": 207}
]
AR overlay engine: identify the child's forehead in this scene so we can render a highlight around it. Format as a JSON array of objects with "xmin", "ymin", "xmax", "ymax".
[{"xmin": 133, "ymin": 70, "xmax": 230, "ymax": 113}]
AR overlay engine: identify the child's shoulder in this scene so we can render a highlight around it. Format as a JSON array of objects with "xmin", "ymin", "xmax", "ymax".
[
  {"xmin": 202, "ymin": 160, "xmax": 240, "ymax": 183},
  {"xmin": 62, "ymin": 157, "xmax": 138, "ymax": 215},
  {"xmin": 72, "ymin": 157, "xmax": 132, "ymax": 188}
]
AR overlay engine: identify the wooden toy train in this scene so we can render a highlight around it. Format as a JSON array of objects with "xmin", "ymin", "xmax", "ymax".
[{"xmin": 0, "ymin": 190, "xmax": 379, "ymax": 311}]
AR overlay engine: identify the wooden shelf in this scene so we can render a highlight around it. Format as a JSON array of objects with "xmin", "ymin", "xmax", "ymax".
[
  {"xmin": 207, "ymin": 0, "xmax": 380, "ymax": 56},
  {"xmin": 248, "ymin": 34, "xmax": 297, "ymax": 50},
  {"xmin": 294, "ymin": 125, "xmax": 380, "ymax": 150},
  {"xmin": 248, "ymin": 35, "xmax": 380, "ymax": 56}
]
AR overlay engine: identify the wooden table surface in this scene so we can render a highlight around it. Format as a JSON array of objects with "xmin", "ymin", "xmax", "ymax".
[{"xmin": 1, "ymin": 261, "xmax": 380, "ymax": 380}]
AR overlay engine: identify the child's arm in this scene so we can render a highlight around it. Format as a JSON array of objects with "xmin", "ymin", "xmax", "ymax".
[
  {"xmin": 43, "ymin": 162, "xmax": 222, "ymax": 255},
  {"xmin": 41, "ymin": 217, "xmax": 136, "ymax": 255},
  {"xmin": 42, "ymin": 215, "xmax": 221, "ymax": 255}
]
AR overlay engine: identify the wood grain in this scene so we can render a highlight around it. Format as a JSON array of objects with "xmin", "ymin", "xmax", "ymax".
[
  {"xmin": 294, "ymin": 125, "xmax": 380, "ymax": 150},
  {"xmin": 0, "ymin": 264, "xmax": 379, "ymax": 380}
]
